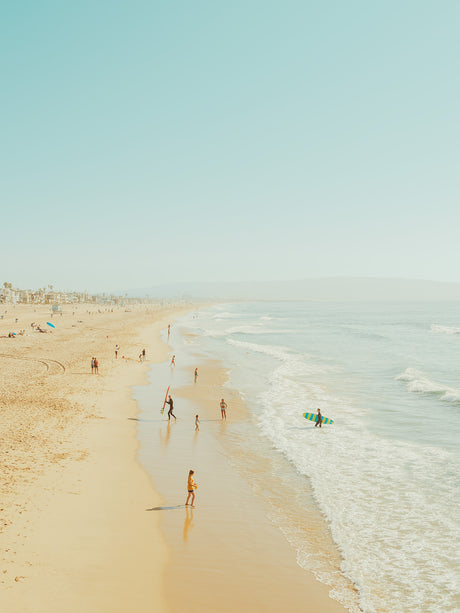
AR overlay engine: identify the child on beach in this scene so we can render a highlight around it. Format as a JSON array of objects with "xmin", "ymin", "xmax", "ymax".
[
  {"xmin": 220, "ymin": 398, "xmax": 227, "ymax": 420},
  {"xmin": 195, "ymin": 414, "xmax": 200, "ymax": 430},
  {"xmin": 186, "ymin": 470, "xmax": 197, "ymax": 508}
]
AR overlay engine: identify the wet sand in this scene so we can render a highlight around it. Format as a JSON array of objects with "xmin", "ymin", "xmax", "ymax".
[{"xmin": 136, "ymin": 355, "xmax": 350, "ymax": 612}]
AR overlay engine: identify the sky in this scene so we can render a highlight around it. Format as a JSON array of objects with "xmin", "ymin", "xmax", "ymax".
[{"xmin": 1, "ymin": 1, "xmax": 459, "ymax": 292}]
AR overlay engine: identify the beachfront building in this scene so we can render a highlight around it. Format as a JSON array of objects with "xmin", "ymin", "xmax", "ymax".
[
  {"xmin": 0, "ymin": 282, "xmax": 159, "ymax": 307},
  {"xmin": 0, "ymin": 286, "xmax": 19, "ymax": 304}
]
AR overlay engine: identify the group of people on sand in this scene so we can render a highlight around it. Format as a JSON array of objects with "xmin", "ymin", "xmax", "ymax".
[
  {"xmin": 90, "ymin": 357, "xmax": 99, "ymax": 374},
  {"xmin": 164, "ymin": 346, "xmax": 230, "ymax": 508},
  {"xmin": 30, "ymin": 322, "xmax": 47, "ymax": 333},
  {"xmin": 165, "ymin": 392, "xmax": 228, "ymax": 424},
  {"xmin": 7, "ymin": 330, "xmax": 25, "ymax": 337}
]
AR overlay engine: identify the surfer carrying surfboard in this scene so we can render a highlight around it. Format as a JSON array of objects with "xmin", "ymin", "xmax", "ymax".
[
  {"xmin": 315, "ymin": 408, "xmax": 323, "ymax": 428},
  {"xmin": 166, "ymin": 395, "xmax": 176, "ymax": 421}
]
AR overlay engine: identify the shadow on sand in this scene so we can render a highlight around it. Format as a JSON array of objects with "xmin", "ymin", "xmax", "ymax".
[
  {"xmin": 127, "ymin": 417, "xmax": 164, "ymax": 423},
  {"xmin": 146, "ymin": 505, "xmax": 185, "ymax": 512}
]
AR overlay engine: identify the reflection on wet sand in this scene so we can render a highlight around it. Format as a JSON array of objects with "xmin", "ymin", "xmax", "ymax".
[
  {"xmin": 159, "ymin": 421, "xmax": 172, "ymax": 448},
  {"xmin": 183, "ymin": 506, "xmax": 194, "ymax": 542}
]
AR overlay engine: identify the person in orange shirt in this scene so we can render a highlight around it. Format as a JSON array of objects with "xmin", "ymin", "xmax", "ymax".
[{"xmin": 186, "ymin": 470, "xmax": 197, "ymax": 508}]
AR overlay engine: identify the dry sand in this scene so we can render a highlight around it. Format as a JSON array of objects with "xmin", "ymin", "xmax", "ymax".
[{"xmin": 0, "ymin": 302, "xmax": 188, "ymax": 612}]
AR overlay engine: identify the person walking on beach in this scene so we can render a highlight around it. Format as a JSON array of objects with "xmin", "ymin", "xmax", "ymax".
[
  {"xmin": 195, "ymin": 414, "xmax": 200, "ymax": 431},
  {"xmin": 315, "ymin": 408, "xmax": 323, "ymax": 428},
  {"xmin": 171, "ymin": 355, "xmax": 175, "ymax": 367},
  {"xmin": 220, "ymin": 398, "xmax": 227, "ymax": 420},
  {"xmin": 91, "ymin": 357, "xmax": 95, "ymax": 374},
  {"xmin": 115, "ymin": 344, "xmax": 120, "ymax": 359},
  {"xmin": 142, "ymin": 348, "xmax": 146, "ymax": 360},
  {"xmin": 167, "ymin": 324, "xmax": 171, "ymax": 339},
  {"xmin": 185, "ymin": 470, "xmax": 197, "ymax": 508},
  {"xmin": 194, "ymin": 368, "xmax": 198, "ymax": 384},
  {"xmin": 166, "ymin": 395, "xmax": 176, "ymax": 421},
  {"xmin": 94, "ymin": 357, "xmax": 99, "ymax": 374}
]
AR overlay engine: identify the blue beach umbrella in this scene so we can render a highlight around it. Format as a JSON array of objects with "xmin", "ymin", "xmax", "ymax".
[{"xmin": 46, "ymin": 322, "xmax": 55, "ymax": 328}]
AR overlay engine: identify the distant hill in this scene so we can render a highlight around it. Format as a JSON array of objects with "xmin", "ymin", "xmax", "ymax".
[{"xmin": 125, "ymin": 277, "xmax": 460, "ymax": 301}]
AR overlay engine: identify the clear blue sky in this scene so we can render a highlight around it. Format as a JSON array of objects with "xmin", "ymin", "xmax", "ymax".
[{"xmin": 1, "ymin": 1, "xmax": 459, "ymax": 292}]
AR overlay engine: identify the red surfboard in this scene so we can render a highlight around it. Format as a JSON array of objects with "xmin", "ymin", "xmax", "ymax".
[{"xmin": 161, "ymin": 386, "xmax": 170, "ymax": 414}]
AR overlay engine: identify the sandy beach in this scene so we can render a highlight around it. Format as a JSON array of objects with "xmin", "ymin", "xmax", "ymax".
[
  {"xmin": 0, "ymin": 302, "xmax": 350, "ymax": 612},
  {"xmin": 0, "ymin": 302, "xmax": 187, "ymax": 612}
]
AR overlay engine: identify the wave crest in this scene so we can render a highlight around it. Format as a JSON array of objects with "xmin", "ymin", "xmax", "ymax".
[
  {"xmin": 430, "ymin": 324, "xmax": 460, "ymax": 335},
  {"xmin": 396, "ymin": 367, "xmax": 460, "ymax": 401}
]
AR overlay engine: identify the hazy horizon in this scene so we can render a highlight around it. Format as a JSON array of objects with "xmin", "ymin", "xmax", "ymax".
[
  {"xmin": 4, "ymin": 275, "xmax": 460, "ymax": 302},
  {"xmin": 123, "ymin": 276, "xmax": 460, "ymax": 302}
]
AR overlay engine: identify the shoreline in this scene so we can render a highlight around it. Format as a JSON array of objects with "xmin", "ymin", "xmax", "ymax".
[{"xmin": 135, "ymin": 323, "xmax": 351, "ymax": 612}]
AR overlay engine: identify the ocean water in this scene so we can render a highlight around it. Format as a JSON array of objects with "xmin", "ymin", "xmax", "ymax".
[{"xmin": 174, "ymin": 301, "xmax": 460, "ymax": 613}]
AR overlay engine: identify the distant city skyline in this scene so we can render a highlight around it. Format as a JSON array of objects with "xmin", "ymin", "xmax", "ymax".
[{"xmin": 2, "ymin": 2, "xmax": 459, "ymax": 293}]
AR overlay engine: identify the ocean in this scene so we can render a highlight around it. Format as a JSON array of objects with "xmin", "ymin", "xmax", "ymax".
[{"xmin": 171, "ymin": 301, "xmax": 460, "ymax": 613}]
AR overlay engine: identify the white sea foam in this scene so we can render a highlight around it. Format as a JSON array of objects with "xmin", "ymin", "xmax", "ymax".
[
  {"xmin": 177, "ymin": 302, "xmax": 460, "ymax": 612},
  {"xmin": 201, "ymin": 324, "xmax": 288, "ymax": 338},
  {"xmin": 396, "ymin": 367, "xmax": 460, "ymax": 402},
  {"xmin": 430, "ymin": 324, "xmax": 460, "ymax": 335},
  {"xmin": 257, "ymin": 359, "xmax": 460, "ymax": 613},
  {"xmin": 226, "ymin": 339, "xmax": 325, "ymax": 377},
  {"xmin": 211, "ymin": 311, "xmax": 240, "ymax": 320}
]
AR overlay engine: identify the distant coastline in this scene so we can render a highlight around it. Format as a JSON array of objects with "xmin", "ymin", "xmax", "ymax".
[{"xmin": 125, "ymin": 276, "xmax": 460, "ymax": 302}]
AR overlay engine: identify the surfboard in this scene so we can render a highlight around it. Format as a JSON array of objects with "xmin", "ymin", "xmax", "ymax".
[
  {"xmin": 161, "ymin": 385, "xmax": 170, "ymax": 414},
  {"xmin": 303, "ymin": 412, "xmax": 334, "ymax": 425}
]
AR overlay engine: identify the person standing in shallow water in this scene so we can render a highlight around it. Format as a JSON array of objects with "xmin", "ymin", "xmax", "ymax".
[
  {"xmin": 220, "ymin": 398, "xmax": 227, "ymax": 420},
  {"xmin": 194, "ymin": 368, "xmax": 198, "ymax": 383},
  {"xmin": 315, "ymin": 408, "xmax": 323, "ymax": 428},
  {"xmin": 185, "ymin": 470, "xmax": 197, "ymax": 507}
]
